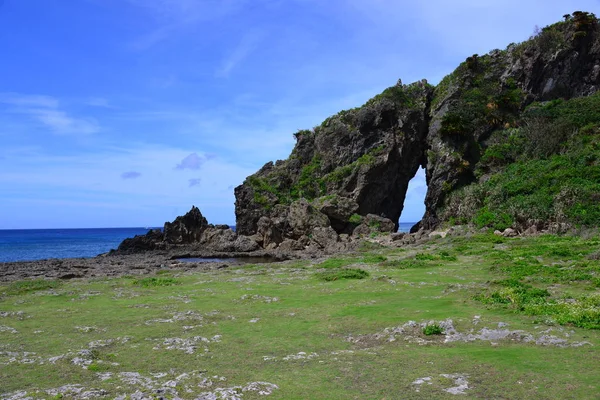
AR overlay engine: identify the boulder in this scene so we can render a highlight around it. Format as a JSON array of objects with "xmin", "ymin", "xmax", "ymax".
[
  {"xmin": 200, "ymin": 227, "xmax": 260, "ymax": 252},
  {"xmin": 287, "ymin": 199, "xmax": 330, "ymax": 239},
  {"xmin": 313, "ymin": 195, "xmax": 360, "ymax": 234}
]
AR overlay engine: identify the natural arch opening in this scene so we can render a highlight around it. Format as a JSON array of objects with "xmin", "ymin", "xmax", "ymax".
[{"xmin": 398, "ymin": 167, "xmax": 427, "ymax": 232}]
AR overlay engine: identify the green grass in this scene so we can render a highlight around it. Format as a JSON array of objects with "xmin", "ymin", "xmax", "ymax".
[
  {"xmin": 1, "ymin": 233, "xmax": 600, "ymax": 398},
  {"xmin": 131, "ymin": 276, "xmax": 179, "ymax": 287},
  {"xmin": 315, "ymin": 268, "xmax": 369, "ymax": 281},
  {"xmin": 2, "ymin": 279, "xmax": 61, "ymax": 295}
]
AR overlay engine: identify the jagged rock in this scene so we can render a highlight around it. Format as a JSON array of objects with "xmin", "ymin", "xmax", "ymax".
[
  {"xmin": 116, "ymin": 206, "xmax": 259, "ymax": 254},
  {"xmin": 117, "ymin": 229, "xmax": 163, "ymax": 253},
  {"xmin": 235, "ymin": 80, "xmax": 433, "ymax": 236},
  {"xmin": 163, "ymin": 206, "xmax": 209, "ymax": 244}
]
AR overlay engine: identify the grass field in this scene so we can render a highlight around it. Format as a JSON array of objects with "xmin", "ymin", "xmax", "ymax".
[{"xmin": 1, "ymin": 233, "xmax": 599, "ymax": 399}]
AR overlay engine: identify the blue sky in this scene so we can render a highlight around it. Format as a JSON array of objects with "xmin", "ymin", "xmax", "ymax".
[{"xmin": 1, "ymin": 0, "xmax": 598, "ymax": 229}]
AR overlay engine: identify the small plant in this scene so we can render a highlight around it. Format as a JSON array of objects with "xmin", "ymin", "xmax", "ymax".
[
  {"xmin": 348, "ymin": 214, "xmax": 362, "ymax": 224},
  {"xmin": 87, "ymin": 362, "xmax": 110, "ymax": 372},
  {"xmin": 423, "ymin": 324, "xmax": 444, "ymax": 335}
]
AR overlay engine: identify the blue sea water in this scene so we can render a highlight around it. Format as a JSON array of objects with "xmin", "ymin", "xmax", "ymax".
[
  {"xmin": 0, "ymin": 228, "xmax": 155, "ymax": 263},
  {"xmin": 398, "ymin": 222, "xmax": 416, "ymax": 233},
  {"xmin": 0, "ymin": 222, "xmax": 416, "ymax": 263}
]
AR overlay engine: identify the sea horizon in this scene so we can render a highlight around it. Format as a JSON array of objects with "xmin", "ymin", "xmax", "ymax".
[{"xmin": 0, "ymin": 223, "xmax": 417, "ymax": 263}]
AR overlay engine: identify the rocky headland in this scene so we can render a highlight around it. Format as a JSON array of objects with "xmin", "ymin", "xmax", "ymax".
[{"xmin": 3, "ymin": 12, "xmax": 600, "ymax": 281}]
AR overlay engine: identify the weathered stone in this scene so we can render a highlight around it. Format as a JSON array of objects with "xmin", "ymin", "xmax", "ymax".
[
  {"xmin": 310, "ymin": 226, "xmax": 340, "ymax": 249},
  {"xmin": 287, "ymin": 199, "xmax": 330, "ymax": 239},
  {"xmin": 354, "ymin": 214, "xmax": 396, "ymax": 236},
  {"xmin": 163, "ymin": 206, "xmax": 209, "ymax": 244},
  {"xmin": 256, "ymin": 216, "xmax": 284, "ymax": 247},
  {"xmin": 200, "ymin": 227, "xmax": 260, "ymax": 252},
  {"xmin": 313, "ymin": 195, "xmax": 360, "ymax": 233},
  {"xmin": 117, "ymin": 229, "xmax": 163, "ymax": 253},
  {"xmin": 501, "ymin": 228, "xmax": 518, "ymax": 237},
  {"xmin": 277, "ymin": 239, "xmax": 305, "ymax": 252},
  {"xmin": 391, "ymin": 232, "xmax": 406, "ymax": 241}
]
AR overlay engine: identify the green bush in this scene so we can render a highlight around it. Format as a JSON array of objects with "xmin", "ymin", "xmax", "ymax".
[
  {"xmin": 348, "ymin": 214, "xmax": 362, "ymax": 224},
  {"xmin": 315, "ymin": 268, "xmax": 369, "ymax": 282},
  {"xmin": 423, "ymin": 324, "xmax": 444, "ymax": 335}
]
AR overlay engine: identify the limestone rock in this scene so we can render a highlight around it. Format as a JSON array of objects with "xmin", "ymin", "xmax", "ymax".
[
  {"xmin": 235, "ymin": 80, "xmax": 433, "ymax": 236},
  {"xmin": 163, "ymin": 206, "xmax": 209, "ymax": 244},
  {"xmin": 288, "ymin": 199, "xmax": 330, "ymax": 239}
]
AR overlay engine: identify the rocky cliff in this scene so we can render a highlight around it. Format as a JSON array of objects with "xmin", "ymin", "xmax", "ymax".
[
  {"xmin": 117, "ymin": 12, "xmax": 600, "ymax": 255},
  {"xmin": 235, "ymin": 11, "xmax": 600, "ymax": 237}
]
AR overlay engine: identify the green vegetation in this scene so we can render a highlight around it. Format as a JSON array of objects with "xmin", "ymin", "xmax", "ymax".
[
  {"xmin": 132, "ymin": 277, "xmax": 179, "ymax": 287},
  {"xmin": 423, "ymin": 324, "xmax": 444, "ymax": 335},
  {"xmin": 1, "ymin": 233, "xmax": 600, "ymax": 398},
  {"xmin": 2, "ymin": 279, "xmax": 61, "ymax": 295},
  {"xmin": 443, "ymin": 91, "xmax": 600, "ymax": 230},
  {"xmin": 315, "ymin": 268, "xmax": 369, "ymax": 281}
]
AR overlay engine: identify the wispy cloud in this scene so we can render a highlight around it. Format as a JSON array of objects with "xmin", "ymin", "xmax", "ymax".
[
  {"xmin": 216, "ymin": 31, "xmax": 264, "ymax": 78},
  {"xmin": 121, "ymin": 171, "xmax": 142, "ymax": 179},
  {"xmin": 127, "ymin": 0, "xmax": 248, "ymax": 50},
  {"xmin": 0, "ymin": 93, "xmax": 100, "ymax": 135}
]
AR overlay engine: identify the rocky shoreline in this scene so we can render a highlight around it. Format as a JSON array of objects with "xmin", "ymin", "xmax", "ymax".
[{"xmin": 0, "ymin": 205, "xmax": 428, "ymax": 283}]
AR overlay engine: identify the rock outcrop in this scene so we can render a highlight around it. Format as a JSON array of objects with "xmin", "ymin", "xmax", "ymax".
[
  {"xmin": 163, "ymin": 206, "xmax": 209, "ymax": 244},
  {"xmin": 234, "ymin": 79, "xmax": 433, "ymax": 237},
  {"xmin": 117, "ymin": 206, "xmax": 259, "ymax": 254},
  {"xmin": 422, "ymin": 12, "xmax": 600, "ymax": 228},
  {"xmin": 235, "ymin": 12, "xmax": 600, "ymax": 234}
]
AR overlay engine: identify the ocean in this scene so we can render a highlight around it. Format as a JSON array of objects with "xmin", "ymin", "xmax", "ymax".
[
  {"xmin": 0, "ymin": 228, "xmax": 154, "ymax": 263},
  {"xmin": 0, "ymin": 223, "xmax": 417, "ymax": 263}
]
